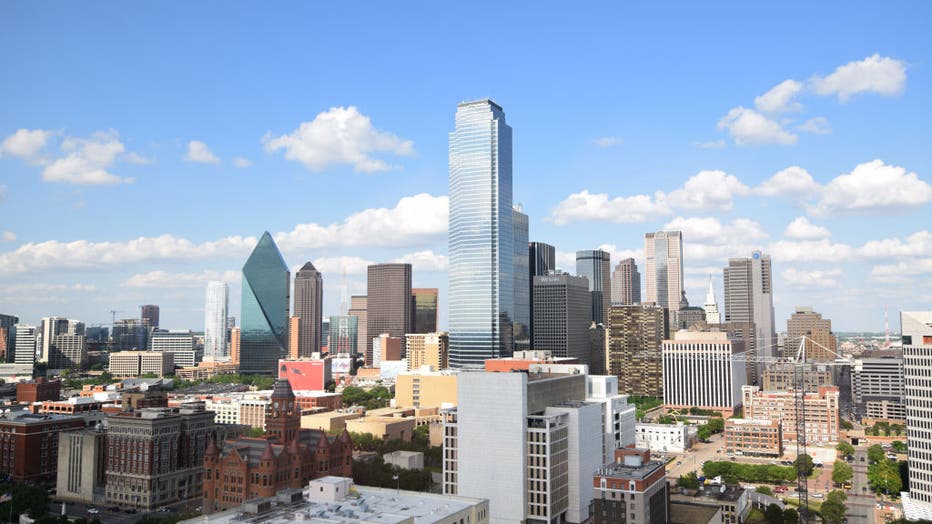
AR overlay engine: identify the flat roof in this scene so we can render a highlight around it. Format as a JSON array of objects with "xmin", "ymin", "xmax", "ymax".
[{"xmin": 596, "ymin": 460, "xmax": 665, "ymax": 481}]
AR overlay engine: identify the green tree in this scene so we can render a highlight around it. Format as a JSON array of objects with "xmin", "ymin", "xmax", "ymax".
[
  {"xmin": 341, "ymin": 386, "xmax": 370, "ymax": 405},
  {"xmin": 868, "ymin": 459, "xmax": 902, "ymax": 495},
  {"xmin": 783, "ymin": 508, "xmax": 799, "ymax": 524},
  {"xmin": 678, "ymin": 471, "xmax": 700, "ymax": 489},
  {"xmin": 891, "ymin": 441, "xmax": 907, "ymax": 454},
  {"xmin": 820, "ymin": 490, "xmax": 848, "ymax": 524},
  {"xmin": 764, "ymin": 503, "xmax": 784, "ymax": 524},
  {"xmin": 756, "ymin": 485, "xmax": 774, "ymax": 497},
  {"xmin": 248, "ymin": 427, "xmax": 266, "ymax": 437},
  {"xmin": 868, "ymin": 444, "xmax": 885, "ymax": 464},
  {"xmin": 794, "ymin": 454, "xmax": 814, "ymax": 477},
  {"xmin": 840, "ymin": 419, "xmax": 854, "ymax": 430},
  {"xmin": 832, "ymin": 461, "xmax": 853, "ymax": 485},
  {"xmin": 836, "ymin": 441, "xmax": 855, "ymax": 460}
]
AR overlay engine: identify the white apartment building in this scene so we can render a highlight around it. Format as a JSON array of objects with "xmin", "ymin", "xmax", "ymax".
[
  {"xmin": 902, "ymin": 311, "xmax": 932, "ymax": 520},
  {"xmin": 662, "ymin": 330, "xmax": 746, "ymax": 416},
  {"xmin": 635, "ymin": 423, "xmax": 691, "ymax": 453}
]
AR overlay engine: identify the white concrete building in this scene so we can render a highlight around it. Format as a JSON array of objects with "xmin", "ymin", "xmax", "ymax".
[
  {"xmin": 662, "ymin": 330, "xmax": 746, "ymax": 416},
  {"xmin": 902, "ymin": 311, "xmax": 932, "ymax": 520},
  {"xmin": 383, "ymin": 450, "xmax": 424, "ymax": 471},
  {"xmin": 636, "ymin": 423, "xmax": 691, "ymax": 453}
]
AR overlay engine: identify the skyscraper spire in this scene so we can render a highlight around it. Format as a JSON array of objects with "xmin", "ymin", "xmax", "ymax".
[{"xmin": 704, "ymin": 275, "xmax": 720, "ymax": 324}]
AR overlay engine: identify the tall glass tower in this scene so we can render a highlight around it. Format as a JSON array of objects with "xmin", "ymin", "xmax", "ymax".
[
  {"xmin": 204, "ymin": 281, "xmax": 229, "ymax": 360},
  {"xmin": 576, "ymin": 249, "xmax": 611, "ymax": 326},
  {"xmin": 240, "ymin": 231, "xmax": 290, "ymax": 374},
  {"xmin": 448, "ymin": 99, "xmax": 514, "ymax": 368},
  {"xmin": 512, "ymin": 206, "xmax": 530, "ymax": 350}
]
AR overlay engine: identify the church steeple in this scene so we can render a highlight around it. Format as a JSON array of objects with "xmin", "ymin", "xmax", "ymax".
[{"xmin": 703, "ymin": 275, "xmax": 720, "ymax": 324}]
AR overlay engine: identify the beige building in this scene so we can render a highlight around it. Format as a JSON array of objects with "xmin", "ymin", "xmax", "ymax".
[
  {"xmin": 607, "ymin": 304, "xmax": 669, "ymax": 397},
  {"xmin": 405, "ymin": 332, "xmax": 450, "ymax": 370},
  {"xmin": 762, "ymin": 362, "xmax": 833, "ymax": 392},
  {"xmin": 395, "ymin": 368, "xmax": 458, "ymax": 409},
  {"xmin": 238, "ymin": 397, "xmax": 268, "ymax": 429},
  {"xmin": 288, "ymin": 316, "xmax": 300, "ymax": 360},
  {"xmin": 644, "ymin": 231, "xmax": 683, "ymax": 314},
  {"xmin": 785, "ymin": 306, "xmax": 838, "ymax": 361},
  {"xmin": 230, "ymin": 327, "xmax": 241, "ymax": 366},
  {"xmin": 724, "ymin": 418, "xmax": 783, "ymax": 457},
  {"xmin": 57, "ymin": 427, "xmax": 108, "ymax": 504},
  {"xmin": 742, "ymin": 385, "xmax": 840, "ymax": 442},
  {"xmin": 109, "ymin": 351, "xmax": 174, "ymax": 377},
  {"xmin": 301, "ymin": 410, "xmax": 361, "ymax": 432},
  {"xmin": 345, "ymin": 407, "xmax": 417, "ymax": 441}
]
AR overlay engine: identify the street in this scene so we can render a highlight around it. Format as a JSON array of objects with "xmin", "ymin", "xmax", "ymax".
[{"xmin": 846, "ymin": 448, "xmax": 877, "ymax": 524}]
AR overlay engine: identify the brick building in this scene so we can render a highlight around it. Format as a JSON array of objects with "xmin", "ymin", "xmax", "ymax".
[
  {"xmin": 16, "ymin": 378, "xmax": 61, "ymax": 403},
  {"xmin": 590, "ymin": 447, "xmax": 669, "ymax": 524},
  {"xmin": 0, "ymin": 411, "xmax": 84, "ymax": 483},
  {"xmin": 742, "ymin": 385, "xmax": 840, "ymax": 443},
  {"xmin": 203, "ymin": 380, "xmax": 352, "ymax": 513},
  {"xmin": 724, "ymin": 418, "xmax": 783, "ymax": 457}
]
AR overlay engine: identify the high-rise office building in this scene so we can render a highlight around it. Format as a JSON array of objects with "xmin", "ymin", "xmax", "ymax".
[
  {"xmin": 607, "ymin": 304, "xmax": 669, "ymax": 397},
  {"xmin": 348, "ymin": 296, "xmax": 368, "ymax": 364},
  {"xmin": 532, "ymin": 273, "xmax": 591, "ymax": 363},
  {"xmin": 448, "ymin": 99, "xmax": 514, "ymax": 368},
  {"xmin": 240, "ymin": 232, "xmax": 290, "ymax": 375},
  {"xmin": 610, "ymin": 258, "xmax": 641, "ymax": 306},
  {"xmin": 513, "ymin": 206, "xmax": 530, "ymax": 350},
  {"xmin": 0, "ymin": 314, "xmax": 18, "ymax": 362},
  {"xmin": 140, "ymin": 305, "xmax": 160, "ymax": 329},
  {"xmin": 204, "ymin": 281, "xmax": 229, "ymax": 360},
  {"xmin": 577, "ymin": 250, "xmax": 611, "ymax": 327},
  {"xmin": 328, "ymin": 315, "xmax": 358, "ymax": 355},
  {"xmin": 662, "ymin": 330, "xmax": 746, "ymax": 416},
  {"xmin": 528, "ymin": 242, "xmax": 556, "ymax": 342},
  {"xmin": 366, "ymin": 263, "xmax": 412, "ymax": 358},
  {"xmin": 13, "ymin": 324, "xmax": 38, "ymax": 365},
  {"xmin": 644, "ymin": 231, "xmax": 684, "ymax": 311},
  {"xmin": 412, "ymin": 288, "xmax": 439, "ymax": 334},
  {"xmin": 48, "ymin": 334, "xmax": 87, "ymax": 371},
  {"xmin": 405, "ymin": 332, "xmax": 449, "ymax": 371},
  {"xmin": 785, "ymin": 306, "xmax": 837, "ymax": 361},
  {"xmin": 293, "ymin": 261, "xmax": 323, "ymax": 358},
  {"xmin": 39, "ymin": 317, "xmax": 70, "ymax": 362},
  {"xmin": 902, "ymin": 311, "xmax": 932, "ymax": 520},
  {"xmin": 112, "ymin": 318, "xmax": 150, "ymax": 352},
  {"xmin": 723, "ymin": 251, "xmax": 775, "ymax": 358}
]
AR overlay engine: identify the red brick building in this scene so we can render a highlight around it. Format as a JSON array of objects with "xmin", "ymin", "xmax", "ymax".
[
  {"xmin": 0, "ymin": 411, "xmax": 83, "ymax": 483},
  {"xmin": 202, "ymin": 380, "xmax": 352, "ymax": 513},
  {"xmin": 16, "ymin": 378, "xmax": 62, "ymax": 403}
]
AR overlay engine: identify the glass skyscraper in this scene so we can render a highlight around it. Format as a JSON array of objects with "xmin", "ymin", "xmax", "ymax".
[
  {"xmin": 204, "ymin": 280, "xmax": 229, "ymax": 360},
  {"xmin": 576, "ymin": 249, "xmax": 611, "ymax": 326},
  {"xmin": 448, "ymin": 99, "xmax": 514, "ymax": 368},
  {"xmin": 240, "ymin": 231, "xmax": 290, "ymax": 374},
  {"xmin": 328, "ymin": 315, "xmax": 358, "ymax": 355},
  {"xmin": 412, "ymin": 288, "xmax": 439, "ymax": 334},
  {"xmin": 512, "ymin": 206, "xmax": 530, "ymax": 350}
]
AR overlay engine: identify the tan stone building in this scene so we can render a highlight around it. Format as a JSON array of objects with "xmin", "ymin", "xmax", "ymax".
[
  {"xmin": 724, "ymin": 418, "xmax": 783, "ymax": 457},
  {"xmin": 742, "ymin": 385, "xmax": 840, "ymax": 442},
  {"xmin": 108, "ymin": 351, "xmax": 174, "ymax": 377},
  {"xmin": 607, "ymin": 304, "xmax": 669, "ymax": 397},
  {"xmin": 301, "ymin": 411, "xmax": 361, "ymax": 432},
  {"xmin": 395, "ymin": 369, "xmax": 458, "ymax": 409},
  {"xmin": 762, "ymin": 362, "xmax": 833, "ymax": 392},
  {"xmin": 405, "ymin": 332, "xmax": 450, "ymax": 371},
  {"xmin": 785, "ymin": 306, "xmax": 838, "ymax": 361}
]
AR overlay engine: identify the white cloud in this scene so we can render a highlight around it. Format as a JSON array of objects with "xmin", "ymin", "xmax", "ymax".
[
  {"xmin": 797, "ymin": 117, "xmax": 832, "ymax": 135},
  {"xmin": 0, "ymin": 128, "xmax": 53, "ymax": 162},
  {"xmin": 810, "ymin": 159, "xmax": 932, "ymax": 216},
  {"xmin": 185, "ymin": 140, "xmax": 220, "ymax": 164},
  {"xmin": 310, "ymin": 256, "xmax": 374, "ymax": 276},
  {"xmin": 1, "ymin": 231, "xmax": 15, "ymax": 242},
  {"xmin": 232, "ymin": 156, "xmax": 252, "ymax": 168},
  {"xmin": 393, "ymin": 250, "xmax": 449, "ymax": 272},
  {"xmin": 122, "ymin": 152, "xmax": 154, "ymax": 164},
  {"xmin": 555, "ymin": 251, "xmax": 576, "ymax": 272},
  {"xmin": 767, "ymin": 239, "xmax": 855, "ymax": 262},
  {"xmin": 42, "ymin": 130, "xmax": 134, "ymax": 185},
  {"xmin": 754, "ymin": 79, "xmax": 804, "ymax": 113},
  {"xmin": 718, "ymin": 106, "xmax": 798, "ymax": 146},
  {"xmin": 124, "ymin": 270, "xmax": 240, "ymax": 288},
  {"xmin": 262, "ymin": 106, "xmax": 414, "ymax": 173},
  {"xmin": 754, "ymin": 166, "xmax": 821, "ymax": 197},
  {"xmin": 781, "ymin": 267, "xmax": 843, "ymax": 288},
  {"xmin": 871, "ymin": 259, "xmax": 932, "ymax": 279},
  {"xmin": 664, "ymin": 170, "xmax": 749, "ymax": 211},
  {"xmin": 783, "ymin": 217, "xmax": 831, "ymax": 241},
  {"xmin": 694, "ymin": 139, "xmax": 726, "ymax": 150},
  {"xmin": 593, "ymin": 136, "xmax": 623, "ymax": 148},
  {"xmin": 549, "ymin": 190, "xmax": 670, "ymax": 225},
  {"xmin": 0, "ymin": 282, "xmax": 96, "ymax": 296},
  {"xmin": 664, "ymin": 216, "xmax": 767, "ymax": 263},
  {"xmin": 810, "ymin": 54, "xmax": 907, "ymax": 102},
  {"xmin": 858, "ymin": 231, "xmax": 932, "ymax": 258}
]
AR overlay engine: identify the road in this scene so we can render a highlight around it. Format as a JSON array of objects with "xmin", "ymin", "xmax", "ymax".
[
  {"xmin": 53, "ymin": 499, "xmax": 199, "ymax": 524},
  {"xmin": 665, "ymin": 434, "xmax": 726, "ymax": 480},
  {"xmin": 846, "ymin": 449, "xmax": 876, "ymax": 524}
]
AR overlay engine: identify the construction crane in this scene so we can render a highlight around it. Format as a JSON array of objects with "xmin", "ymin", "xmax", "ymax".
[{"xmin": 109, "ymin": 309, "xmax": 123, "ymax": 326}]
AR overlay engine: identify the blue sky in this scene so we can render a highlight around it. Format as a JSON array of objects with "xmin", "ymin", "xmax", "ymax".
[{"xmin": 1, "ymin": 2, "xmax": 930, "ymax": 332}]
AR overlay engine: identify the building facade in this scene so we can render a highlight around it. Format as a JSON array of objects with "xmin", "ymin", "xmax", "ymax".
[
  {"xmin": 293, "ymin": 262, "xmax": 323, "ymax": 359},
  {"xmin": 109, "ymin": 351, "xmax": 175, "ymax": 377},
  {"xmin": 0, "ymin": 411, "xmax": 83, "ymax": 483},
  {"xmin": 513, "ymin": 207, "xmax": 530, "ymax": 351},
  {"xmin": 724, "ymin": 418, "xmax": 783, "ymax": 457},
  {"xmin": 611, "ymin": 258, "xmax": 641, "ymax": 306},
  {"xmin": 57, "ymin": 426, "xmax": 108, "ymax": 504},
  {"xmin": 902, "ymin": 311, "xmax": 932, "ymax": 520},
  {"xmin": 607, "ymin": 304, "xmax": 669, "ymax": 397},
  {"xmin": 448, "ymin": 99, "xmax": 514, "ymax": 368},
  {"xmin": 742, "ymin": 385, "xmax": 840, "ymax": 442},
  {"xmin": 644, "ymin": 231, "xmax": 683, "ymax": 312},
  {"xmin": 348, "ymin": 296, "xmax": 368, "ymax": 364},
  {"xmin": 140, "ymin": 305, "xmax": 160, "ymax": 329},
  {"xmin": 577, "ymin": 249, "xmax": 611, "ymax": 327},
  {"xmin": 532, "ymin": 273, "xmax": 591, "ymax": 363},
  {"xmin": 13, "ymin": 324, "xmax": 37, "ymax": 365},
  {"xmin": 852, "ymin": 352, "xmax": 904, "ymax": 421},
  {"xmin": 590, "ymin": 448, "xmax": 669, "ymax": 524},
  {"xmin": 662, "ymin": 330, "xmax": 746, "ymax": 416},
  {"xmin": 405, "ymin": 332, "xmax": 449, "ymax": 371},
  {"xmin": 112, "ymin": 318, "xmax": 149, "ymax": 352},
  {"xmin": 635, "ymin": 423, "xmax": 691, "ymax": 453},
  {"xmin": 723, "ymin": 252, "xmax": 775, "ymax": 359},
  {"xmin": 327, "ymin": 315, "xmax": 358, "ymax": 356},
  {"xmin": 785, "ymin": 306, "xmax": 838, "ymax": 361},
  {"xmin": 412, "ymin": 288, "xmax": 439, "ymax": 334},
  {"xmin": 366, "ymin": 263, "xmax": 412, "ymax": 361},
  {"xmin": 240, "ymin": 232, "xmax": 290, "ymax": 374},
  {"xmin": 204, "ymin": 281, "xmax": 229, "ymax": 360},
  {"xmin": 48, "ymin": 334, "xmax": 87, "ymax": 371}
]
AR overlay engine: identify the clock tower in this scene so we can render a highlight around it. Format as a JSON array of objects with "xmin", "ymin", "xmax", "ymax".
[{"xmin": 265, "ymin": 378, "xmax": 299, "ymax": 444}]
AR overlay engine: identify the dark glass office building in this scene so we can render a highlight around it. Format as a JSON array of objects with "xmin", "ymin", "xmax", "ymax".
[
  {"xmin": 412, "ymin": 288, "xmax": 438, "ymax": 334},
  {"xmin": 240, "ymin": 232, "xmax": 290, "ymax": 374}
]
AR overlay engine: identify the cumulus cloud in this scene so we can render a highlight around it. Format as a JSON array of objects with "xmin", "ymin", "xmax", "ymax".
[
  {"xmin": 555, "ymin": 251, "xmax": 577, "ymax": 272},
  {"xmin": 871, "ymin": 259, "xmax": 932, "ymax": 279},
  {"xmin": 41, "ymin": 130, "xmax": 135, "ymax": 185},
  {"xmin": 783, "ymin": 217, "xmax": 831, "ymax": 241},
  {"xmin": 797, "ymin": 117, "xmax": 832, "ymax": 135},
  {"xmin": 810, "ymin": 159, "xmax": 932, "ymax": 216},
  {"xmin": 309, "ymin": 256, "xmax": 373, "ymax": 276},
  {"xmin": 664, "ymin": 216, "xmax": 767, "ymax": 262},
  {"xmin": 0, "ymin": 128, "xmax": 54, "ymax": 163},
  {"xmin": 718, "ymin": 107, "xmax": 798, "ymax": 146},
  {"xmin": 0, "ymin": 282, "xmax": 97, "ymax": 295},
  {"xmin": 125, "ymin": 270, "xmax": 240, "ymax": 288},
  {"xmin": 232, "ymin": 156, "xmax": 252, "ymax": 168},
  {"xmin": 549, "ymin": 190, "xmax": 671, "ymax": 225},
  {"xmin": 754, "ymin": 166, "xmax": 821, "ymax": 197},
  {"xmin": 593, "ymin": 136, "xmax": 623, "ymax": 148},
  {"xmin": 858, "ymin": 231, "xmax": 932, "ymax": 258},
  {"xmin": 754, "ymin": 79, "xmax": 804, "ymax": 113},
  {"xmin": 263, "ymin": 106, "xmax": 414, "ymax": 173},
  {"xmin": 393, "ymin": 250, "xmax": 449, "ymax": 272},
  {"xmin": 781, "ymin": 267, "xmax": 843, "ymax": 288},
  {"xmin": 665, "ymin": 170, "xmax": 750, "ymax": 212},
  {"xmin": 1, "ymin": 231, "xmax": 15, "ymax": 242},
  {"xmin": 122, "ymin": 152, "xmax": 154, "ymax": 164},
  {"xmin": 185, "ymin": 140, "xmax": 220, "ymax": 164},
  {"xmin": 810, "ymin": 54, "xmax": 907, "ymax": 102},
  {"xmin": 767, "ymin": 239, "xmax": 855, "ymax": 263}
]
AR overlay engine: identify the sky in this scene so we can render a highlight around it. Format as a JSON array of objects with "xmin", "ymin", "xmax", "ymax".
[{"xmin": 1, "ymin": 2, "xmax": 931, "ymax": 332}]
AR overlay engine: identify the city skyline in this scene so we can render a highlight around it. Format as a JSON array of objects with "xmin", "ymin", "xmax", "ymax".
[{"xmin": 2, "ymin": 3, "xmax": 932, "ymax": 332}]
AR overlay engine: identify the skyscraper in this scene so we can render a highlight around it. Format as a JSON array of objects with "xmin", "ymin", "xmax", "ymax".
[
  {"xmin": 512, "ymin": 206, "xmax": 530, "ymax": 350},
  {"xmin": 576, "ymin": 250, "xmax": 611, "ymax": 327},
  {"xmin": 644, "ymin": 231, "xmax": 683, "ymax": 311},
  {"xmin": 528, "ymin": 242, "xmax": 556, "ymax": 342},
  {"xmin": 607, "ymin": 304, "xmax": 669, "ymax": 397},
  {"xmin": 412, "ymin": 288, "xmax": 439, "ymax": 334},
  {"xmin": 140, "ymin": 305, "xmax": 160, "ymax": 329},
  {"xmin": 0, "ymin": 314, "xmax": 18, "ymax": 363},
  {"xmin": 204, "ymin": 281, "xmax": 229, "ymax": 360},
  {"xmin": 723, "ymin": 251, "xmax": 775, "ymax": 357},
  {"xmin": 240, "ymin": 231, "xmax": 290, "ymax": 374},
  {"xmin": 902, "ymin": 311, "xmax": 932, "ymax": 520},
  {"xmin": 785, "ymin": 306, "xmax": 837, "ymax": 361},
  {"xmin": 328, "ymin": 315, "xmax": 358, "ymax": 355},
  {"xmin": 448, "ymin": 99, "xmax": 514, "ymax": 368},
  {"xmin": 13, "ymin": 324, "xmax": 37, "ymax": 365},
  {"xmin": 293, "ymin": 261, "xmax": 323, "ymax": 358},
  {"xmin": 532, "ymin": 273, "xmax": 591, "ymax": 363},
  {"xmin": 366, "ymin": 263, "xmax": 412, "ymax": 358},
  {"xmin": 610, "ymin": 257, "xmax": 641, "ymax": 306},
  {"xmin": 348, "ymin": 296, "xmax": 369, "ymax": 364},
  {"xmin": 112, "ymin": 318, "xmax": 149, "ymax": 351}
]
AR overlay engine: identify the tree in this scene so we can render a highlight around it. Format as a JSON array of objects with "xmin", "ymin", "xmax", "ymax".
[
  {"xmin": 832, "ymin": 460, "xmax": 853, "ymax": 485},
  {"xmin": 783, "ymin": 508, "xmax": 799, "ymax": 524},
  {"xmin": 820, "ymin": 490, "xmax": 848, "ymax": 524},
  {"xmin": 756, "ymin": 485, "xmax": 774, "ymax": 496},
  {"xmin": 891, "ymin": 441, "xmax": 907, "ymax": 454},
  {"xmin": 794, "ymin": 454, "xmax": 814, "ymax": 477},
  {"xmin": 764, "ymin": 504, "xmax": 784, "ymax": 524},
  {"xmin": 868, "ymin": 459, "xmax": 902, "ymax": 495},
  {"xmin": 341, "ymin": 386, "xmax": 370, "ymax": 406},
  {"xmin": 678, "ymin": 472, "xmax": 700, "ymax": 490},
  {"xmin": 840, "ymin": 419, "xmax": 854, "ymax": 430},
  {"xmin": 868, "ymin": 444, "xmax": 885, "ymax": 464},
  {"xmin": 836, "ymin": 441, "xmax": 855, "ymax": 460},
  {"xmin": 248, "ymin": 427, "xmax": 266, "ymax": 437}
]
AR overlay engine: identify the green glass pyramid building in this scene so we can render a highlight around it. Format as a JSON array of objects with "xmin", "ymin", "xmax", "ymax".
[{"xmin": 240, "ymin": 231, "xmax": 290, "ymax": 374}]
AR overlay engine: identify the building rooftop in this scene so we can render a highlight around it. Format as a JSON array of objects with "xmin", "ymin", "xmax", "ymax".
[{"xmin": 595, "ymin": 459, "xmax": 665, "ymax": 482}]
